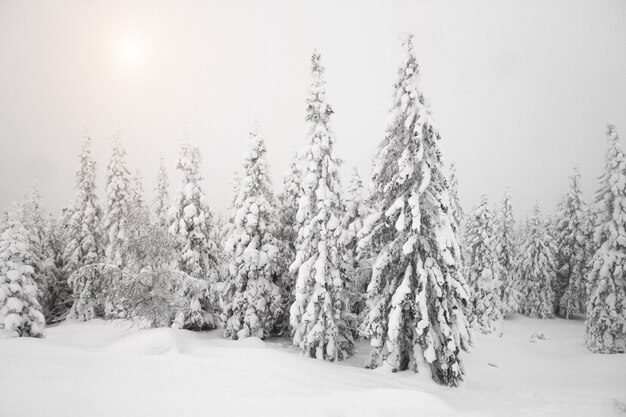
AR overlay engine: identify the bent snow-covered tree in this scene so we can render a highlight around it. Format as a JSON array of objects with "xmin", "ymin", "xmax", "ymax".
[
  {"xmin": 289, "ymin": 51, "xmax": 353, "ymax": 361},
  {"xmin": 222, "ymin": 124, "xmax": 281, "ymax": 340},
  {"xmin": 585, "ymin": 124, "xmax": 626, "ymax": 353},
  {"xmin": 169, "ymin": 141, "xmax": 219, "ymax": 329},
  {"xmin": 554, "ymin": 167, "xmax": 590, "ymax": 319},
  {"xmin": 64, "ymin": 135, "xmax": 104, "ymax": 321},
  {"xmin": 0, "ymin": 204, "xmax": 46, "ymax": 337},
  {"xmin": 357, "ymin": 36, "xmax": 472, "ymax": 386},
  {"xmin": 463, "ymin": 194, "xmax": 504, "ymax": 334},
  {"xmin": 514, "ymin": 203, "xmax": 557, "ymax": 319}
]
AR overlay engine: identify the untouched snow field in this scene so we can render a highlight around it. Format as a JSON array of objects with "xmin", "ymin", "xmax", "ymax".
[{"xmin": 0, "ymin": 316, "xmax": 624, "ymax": 417}]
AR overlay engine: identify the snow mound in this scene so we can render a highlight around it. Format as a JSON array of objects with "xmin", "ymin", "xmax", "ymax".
[
  {"xmin": 104, "ymin": 328, "xmax": 184, "ymax": 355},
  {"xmin": 234, "ymin": 336, "xmax": 266, "ymax": 348},
  {"xmin": 0, "ymin": 329, "xmax": 18, "ymax": 339},
  {"xmin": 529, "ymin": 332, "xmax": 548, "ymax": 343}
]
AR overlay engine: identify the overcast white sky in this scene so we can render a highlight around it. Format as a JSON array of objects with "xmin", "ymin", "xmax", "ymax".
[{"xmin": 1, "ymin": 0, "xmax": 625, "ymax": 219}]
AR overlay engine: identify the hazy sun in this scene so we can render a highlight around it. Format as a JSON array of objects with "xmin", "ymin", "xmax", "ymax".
[{"xmin": 113, "ymin": 35, "xmax": 146, "ymax": 73}]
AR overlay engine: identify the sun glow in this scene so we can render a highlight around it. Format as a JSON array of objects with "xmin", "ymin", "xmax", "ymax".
[{"xmin": 113, "ymin": 35, "xmax": 146, "ymax": 73}]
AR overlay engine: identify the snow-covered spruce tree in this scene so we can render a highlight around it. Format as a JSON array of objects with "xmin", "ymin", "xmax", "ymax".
[
  {"xmin": 514, "ymin": 203, "xmax": 557, "ymax": 319},
  {"xmin": 103, "ymin": 136, "xmax": 132, "ymax": 269},
  {"xmin": 20, "ymin": 185, "xmax": 47, "ymax": 291},
  {"xmin": 40, "ymin": 215, "xmax": 72, "ymax": 322},
  {"xmin": 495, "ymin": 189, "xmax": 518, "ymax": 314},
  {"xmin": 169, "ymin": 140, "xmax": 219, "ymax": 330},
  {"xmin": 64, "ymin": 135, "xmax": 104, "ymax": 321},
  {"xmin": 129, "ymin": 169, "xmax": 151, "ymax": 234},
  {"xmin": 21, "ymin": 185, "xmax": 71, "ymax": 322},
  {"xmin": 357, "ymin": 36, "xmax": 471, "ymax": 386},
  {"xmin": 273, "ymin": 152, "xmax": 302, "ymax": 335},
  {"xmin": 222, "ymin": 125, "xmax": 281, "ymax": 340},
  {"xmin": 554, "ymin": 167, "xmax": 591, "ymax": 319},
  {"xmin": 102, "ymin": 136, "xmax": 133, "ymax": 318},
  {"xmin": 288, "ymin": 51, "xmax": 354, "ymax": 361},
  {"xmin": 0, "ymin": 204, "xmax": 46, "ymax": 337},
  {"xmin": 153, "ymin": 157, "xmax": 170, "ymax": 228},
  {"xmin": 339, "ymin": 167, "xmax": 371, "ymax": 336},
  {"xmin": 463, "ymin": 194, "xmax": 504, "ymax": 334},
  {"xmin": 585, "ymin": 124, "xmax": 626, "ymax": 353}
]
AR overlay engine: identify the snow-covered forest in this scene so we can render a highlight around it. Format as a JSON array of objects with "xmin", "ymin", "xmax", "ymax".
[{"xmin": 1, "ymin": 14, "xmax": 625, "ymax": 417}]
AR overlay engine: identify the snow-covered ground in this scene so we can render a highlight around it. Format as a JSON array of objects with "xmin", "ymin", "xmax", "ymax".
[{"xmin": 0, "ymin": 316, "xmax": 624, "ymax": 417}]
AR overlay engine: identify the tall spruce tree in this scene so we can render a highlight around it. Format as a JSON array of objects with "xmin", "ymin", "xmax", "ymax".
[
  {"xmin": 554, "ymin": 167, "xmax": 590, "ymax": 318},
  {"xmin": 585, "ymin": 124, "xmax": 626, "ymax": 353},
  {"xmin": 357, "ymin": 36, "xmax": 472, "ymax": 386},
  {"xmin": 41, "ymin": 215, "xmax": 72, "ymax": 322},
  {"xmin": 169, "ymin": 141, "xmax": 219, "ymax": 280},
  {"xmin": 463, "ymin": 194, "xmax": 504, "ymax": 334},
  {"xmin": 495, "ymin": 189, "xmax": 518, "ymax": 314},
  {"xmin": 153, "ymin": 157, "xmax": 170, "ymax": 228},
  {"xmin": 222, "ymin": 124, "xmax": 281, "ymax": 340},
  {"xmin": 514, "ymin": 203, "xmax": 557, "ymax": 319},
  {"xmin": 288, "ymin": 51, "xmax": 353, "ymax": 361},
  {"xmin": 169, "ymin": 140, "xmax": 219, "ymax": 329},
  {"xmin": 0, "ymin": 204, "xmax": 46, "ymax": 337},
  {"xmin": 103, "ymin": 136, "xmax": 132, "ymax": 269},
  {"xmin": 102, "ymin": 136, "xmax": 134, "ymax": 318},
  {"xmin": 273, "ymin": 152, "xmax": 302, "ymax": 335},
  {"xmin": 20, "ymin": 185, "xmax": 47, "ymax": 294},
  {"xmin": 339, "ymin": 167, "xmax": 371, "ymax": 335},
  {"xmin": 65, "ymin": 135, "xmax": 104, "ymax": 320},
  {"xmin": 20, "ymin": 185, "xmax": 69, "ymax": 322}
]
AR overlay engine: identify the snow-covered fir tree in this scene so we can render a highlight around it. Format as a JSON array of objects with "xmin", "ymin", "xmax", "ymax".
[
  {"xmin": 169, "ymin": 140, "xmax": 219, "ymax": 329},
  {"xmin": 357, "ymin": 36, "xmax": 472, "ymax": 386},
  {"xmin": 463, "ymin": 194, "xmax": 504, "ymax": 334},
  {"xmin": 64, "ymin": 135, "xmax": 104, "ymax": 320},
  {"xmin": 40, "ymin": 215, "xmax": 72, "ymax": 322},
  {"xmin": 0, "ymin": 203, "xmax": 46, "ymax": 337},
  {"xmin": 102, "ymin": 136, "xmax": 132, "ymax": 269},
  {"xmin": 153, "ymin": 157, "xmax": 170, "ymax": 228},
  {"xmin": 585, "ymin": 124, "xmax": 626, "ymax": 353},
  {"xmin": 273, "ymin": 151, "xmax": 302, "ymax": 335},
  {"xmin": 495, "ymin": 189, "xmax": 518, "ymax": 314},
  {"xmin": 20, "ymin": 185, "xmax": 70, "ymax": 322},
  {"xmin": 289, "ymin": 51, "xmax": 354, "ymax": 361},
  {"xmin": 339, "ymin": 167, "xmax": 371, "ymax": 336},
  {"xmin": 101, "ymin": 136, "xmax": 134, "ymax": 318},
  {"xmin": 129, "ymin": 169, "xmax": 151, "ymax": 232},
  {"xmin": 20, "ymin": 185, "xmax": 47, "ymax": 291},
  {"xmin": 277, "ymin": 152, "xmax": 302, "ymax": 252},
  {"xmin": 514, "ymin": 203, "xmax": 557, "ymax": 319},
  {"xmin": 170, "ymin": 141, "xmax": 219, "ymax": 280},
  {"xmin": 222, "ymin": 124, "xmax": 281, "ymax": 340},
  {"xmin": 554, "ymin": 167, "xmax": 590, "ymax": 319}
]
